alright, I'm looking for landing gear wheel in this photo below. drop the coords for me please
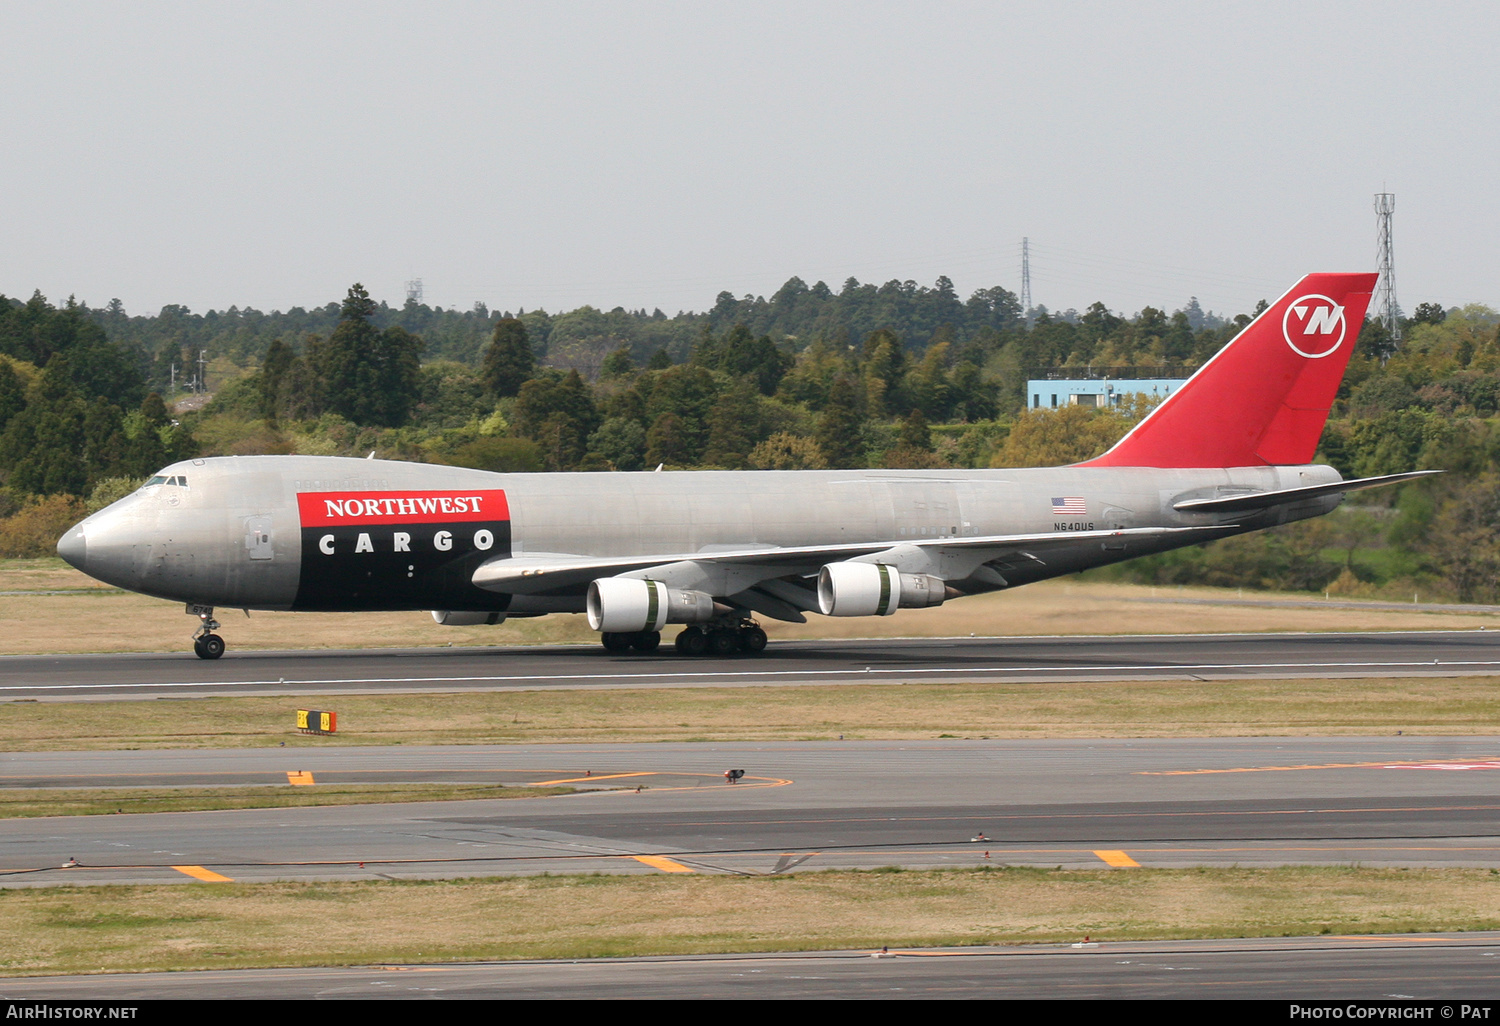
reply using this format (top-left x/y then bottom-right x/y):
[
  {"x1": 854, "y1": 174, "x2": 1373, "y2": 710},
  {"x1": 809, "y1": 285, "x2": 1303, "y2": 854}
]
[
  {"x1": 195, "y1": 634, "x2": 225, "y2": 660},
  {"x1": 630, "y1": 631, "x2": 661, "y2": 654},
  {"x1": 601, "y1": 632, "x2": 633, "y2": 653},
  {"x1": 709, "y1": 629, "x2": 740, "y2": 657},
  {"x1": 675, "y1": 627, "x2": 708, "y2": 656},
  {"x1": 739, "y1": 625, "x2": 768, "y2": 655}
]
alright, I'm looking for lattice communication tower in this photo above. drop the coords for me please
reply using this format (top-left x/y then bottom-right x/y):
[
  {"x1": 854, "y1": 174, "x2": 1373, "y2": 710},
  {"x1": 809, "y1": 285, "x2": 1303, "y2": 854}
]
[
  {"x1": 1374, "y1": 193, "x2": 1400, "y2": 345},
  {"x1": 405, "y1": 278, "x2": 424, "y2": 305},
  {"x1": 1019, "y1": 237, "x2": 1032, "y2": 318}
]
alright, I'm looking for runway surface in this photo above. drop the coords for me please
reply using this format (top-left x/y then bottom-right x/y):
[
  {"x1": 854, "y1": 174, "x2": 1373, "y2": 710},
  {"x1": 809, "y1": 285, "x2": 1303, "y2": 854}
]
[
  {"x1": 6, "y1": 640, "x2": 1500, "y2": 999},
  {"x1": 7, "y1": 934, "x2": 1500, "y2": 999},
  {"x1": 4, "y1": 629, "x2": 1500, "y2": 700},
  {"x1": 7, "y1": 736, "x2": 1500, "y2": 886}
]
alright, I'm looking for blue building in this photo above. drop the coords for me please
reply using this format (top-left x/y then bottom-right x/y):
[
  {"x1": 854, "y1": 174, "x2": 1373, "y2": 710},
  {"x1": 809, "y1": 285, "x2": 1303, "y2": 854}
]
[{"x1": 1025, "y1": 376, "x2": 1190, "y2": 410}]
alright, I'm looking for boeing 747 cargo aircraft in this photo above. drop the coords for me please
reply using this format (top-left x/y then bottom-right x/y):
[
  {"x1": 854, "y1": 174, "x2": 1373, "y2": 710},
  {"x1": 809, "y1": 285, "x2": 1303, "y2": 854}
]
[{"x1": 56, "y1": 272, "x2": 1433, "y2": 658}]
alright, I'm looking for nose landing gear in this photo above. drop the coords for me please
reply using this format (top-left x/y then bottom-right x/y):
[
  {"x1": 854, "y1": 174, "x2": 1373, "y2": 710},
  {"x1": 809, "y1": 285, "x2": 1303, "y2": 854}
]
[{"x1": 191, "y1": 608, "x2": 226, "y2": 660}]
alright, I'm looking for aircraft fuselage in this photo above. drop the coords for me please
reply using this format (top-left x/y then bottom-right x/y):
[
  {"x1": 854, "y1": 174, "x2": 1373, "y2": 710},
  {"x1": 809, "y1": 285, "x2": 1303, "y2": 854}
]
[{"x1": 57, "y1": 454, "x2": 1341, "y2": 615}]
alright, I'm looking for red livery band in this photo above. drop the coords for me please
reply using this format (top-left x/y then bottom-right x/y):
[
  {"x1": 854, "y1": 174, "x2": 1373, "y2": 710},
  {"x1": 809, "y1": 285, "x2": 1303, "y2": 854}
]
[{"x1": 297, "y1": 489, "x2": 510, "y2": 527}]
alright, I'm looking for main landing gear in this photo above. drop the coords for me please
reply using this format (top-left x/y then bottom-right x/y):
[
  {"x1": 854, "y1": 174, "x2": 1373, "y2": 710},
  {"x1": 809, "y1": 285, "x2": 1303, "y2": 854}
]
[
  {"x1": 600, "y1": 630, "x2": 662, "y2": 654},
  {"x1": 597, "y1": 618, "x2": 768, "y2": 657},
  {"x1": 673, "y1": 619, "x2": 767, "y2": 658},
  {"x1": 192, "y1": 608, "x2": 226, "y2": 660}
]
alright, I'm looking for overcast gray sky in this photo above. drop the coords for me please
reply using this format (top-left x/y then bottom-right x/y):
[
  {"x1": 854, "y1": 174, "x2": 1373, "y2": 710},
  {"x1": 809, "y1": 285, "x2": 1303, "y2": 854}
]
[{"x1": 2, "y1": 1, "x2": 1495, "y2": 321}]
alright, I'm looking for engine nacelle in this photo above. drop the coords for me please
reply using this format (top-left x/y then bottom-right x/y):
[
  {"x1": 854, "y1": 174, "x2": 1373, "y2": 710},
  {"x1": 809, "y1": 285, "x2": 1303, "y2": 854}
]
[
  {"x1": 586, "y1": 578, "x2": 717, "y2": 633},
  {"x1": 817, "y1": 562, "x2": 947, "y2": 617},
  {"x1": 430, "y1": 610, "x2": 506, "y2": 626}
]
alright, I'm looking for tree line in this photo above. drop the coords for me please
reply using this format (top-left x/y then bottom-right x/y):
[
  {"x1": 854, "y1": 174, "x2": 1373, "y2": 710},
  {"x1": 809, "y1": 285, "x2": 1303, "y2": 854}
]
[{"x1": 3, "y1": 277, "x2": 1499, "y2": 605}]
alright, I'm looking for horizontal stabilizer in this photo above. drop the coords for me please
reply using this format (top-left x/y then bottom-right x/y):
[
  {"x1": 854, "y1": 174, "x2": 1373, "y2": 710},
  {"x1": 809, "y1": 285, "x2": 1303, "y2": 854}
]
[{"x1": 1172, "y1": 470, "x2": 1440, "y2": 514}]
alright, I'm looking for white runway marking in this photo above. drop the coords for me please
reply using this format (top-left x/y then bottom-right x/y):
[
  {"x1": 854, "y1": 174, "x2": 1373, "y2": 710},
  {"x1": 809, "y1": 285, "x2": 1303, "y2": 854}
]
[{"x1": 7, "y1": 659, "x2": 1500, "y2": 692}]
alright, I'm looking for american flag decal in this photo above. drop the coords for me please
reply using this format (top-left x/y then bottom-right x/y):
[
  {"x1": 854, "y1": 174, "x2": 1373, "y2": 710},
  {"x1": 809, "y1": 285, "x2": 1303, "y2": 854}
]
[{"x1": 1052, "y1": 496, "x2": 1087, "y2": 515}]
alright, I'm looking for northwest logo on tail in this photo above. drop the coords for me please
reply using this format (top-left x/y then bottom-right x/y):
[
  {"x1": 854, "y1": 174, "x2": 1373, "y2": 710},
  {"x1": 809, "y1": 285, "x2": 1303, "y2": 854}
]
[{"x1": 1282, "y1": 294, "x2": 1347, "y2": 358}]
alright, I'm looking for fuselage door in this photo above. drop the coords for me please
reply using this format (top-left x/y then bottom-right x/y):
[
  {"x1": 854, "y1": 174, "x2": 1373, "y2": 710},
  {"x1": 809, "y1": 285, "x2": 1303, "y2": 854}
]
[{"x1": 245, "y1": 515, "x2": 274, "y2": 561}]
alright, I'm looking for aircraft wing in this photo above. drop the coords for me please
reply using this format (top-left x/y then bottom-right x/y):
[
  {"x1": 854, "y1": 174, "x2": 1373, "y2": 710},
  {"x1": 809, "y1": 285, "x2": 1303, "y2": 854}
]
[{"x1": 470, "y1": 525, "x2": 1229, "y2": 597}]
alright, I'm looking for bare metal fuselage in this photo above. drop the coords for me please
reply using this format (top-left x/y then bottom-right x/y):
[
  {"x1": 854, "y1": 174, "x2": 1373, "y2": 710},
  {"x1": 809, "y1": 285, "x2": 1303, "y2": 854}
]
[{"x1": 57, "y1": 455, "x2": 1341, "y2": 617}]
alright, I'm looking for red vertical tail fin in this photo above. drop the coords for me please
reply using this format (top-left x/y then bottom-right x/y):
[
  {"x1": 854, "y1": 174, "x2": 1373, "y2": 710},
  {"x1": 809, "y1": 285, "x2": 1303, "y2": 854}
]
[{"x1": 1078, "y1": 272, "x2": 1378, "y2": 469}]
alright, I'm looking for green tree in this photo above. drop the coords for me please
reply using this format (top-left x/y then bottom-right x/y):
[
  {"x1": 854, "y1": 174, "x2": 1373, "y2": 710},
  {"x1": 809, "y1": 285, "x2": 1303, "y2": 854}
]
[
  {"x1": 948, "y1": 360, "x2": 995, "y2": 421},
  {"x1": 587, "y1": 417, "x2": 647, "y2": 471},
  {"x1": 600, "y1": 346, "x2": 635, "y2": 379},
  {"x1": 0, "y1": 356, "x2": 89, "y2": 494},
  {"x1": 120, "y1": 393, "x2": 171, "y2": 476},
  {"x1": 880, "y1": 409, "x2": 949, "y2": 469},
  {"x1": 314, "y1": 285, "x2": 424, "y2": 427},
  {"x1": 0, "y1": 360, "x2": 25, "y2": 432},
  {"x1": 260, "y1": 338, "x2": 297, "y2": 419},
  {"x1": 990, "y1": 405, "x2": 1126, "y2": 468},
  {"x1": 512, "y1": 370, "x2": 600, "y2": 469},
  {"x1": 443, "y1": 435, "x2": 545, "y2": 473},
  {"x1": 861, "y1": 329, "x2": 906, "y2": 416},
  {"x1": 816, "y1": 373, "x2": 867, "y2": 469},
  {"x1": 701, "y1": 383, "x2": 764, "y2": 468},
  {"x1": 1418, "y1": 474, "x2": 1500, "y2": 603},
  {"x1": 906, "y1": 341, "x2": 953, "y2": 420},
  {"x1": 480, "y1": 318, "x2": 535, "y2": 397},
  {"x1": 897, "y1": 408, "x2": 932, "y2": 450},
  {"x1": 645, "y1": 412, "x2": 694, "y2": 467},
  {"x1": 81, "y1": 397, "x2": 125, "y2": 482},
  {"x1": 748, "y1": 432, "x2": 828, "y2": 470},
  {"x1": 717, "y1": 325, "x2": 792, "y2": 395},
  {"x1": 641, "y1": 365, "x2": 720, "y2": 463}
]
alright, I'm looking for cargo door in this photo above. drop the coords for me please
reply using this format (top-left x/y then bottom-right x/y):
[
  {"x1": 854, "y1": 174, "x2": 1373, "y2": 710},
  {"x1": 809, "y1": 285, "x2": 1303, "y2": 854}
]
[{"x1": 245, "y1": 515, "x2": 274, "y2": 561}]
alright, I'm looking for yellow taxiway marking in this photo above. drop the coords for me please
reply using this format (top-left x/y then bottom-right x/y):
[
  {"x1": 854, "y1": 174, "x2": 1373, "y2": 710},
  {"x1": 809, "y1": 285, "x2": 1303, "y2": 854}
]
[
  {"x1": 1139, "y1": 758, "x2": 1500, "y2": 776},
  {"x1": 528, "y1": 771, "x2": 793, "y2": 791},
  {"x1": 286, "y1": 771, "x2": 315, "y2": 785},
  {"x1": 528, "y1": 771, "x2": 656, "y2": 785},
  {"x1": 1093, "y1": 850, "x2": 1140, "y2": 867},
  {"x1": 630, "y1": 855, "x2": 695, "y2": 873},
  {"x1": 172, "y1": 865, "x2": 233, "y2": 882}
]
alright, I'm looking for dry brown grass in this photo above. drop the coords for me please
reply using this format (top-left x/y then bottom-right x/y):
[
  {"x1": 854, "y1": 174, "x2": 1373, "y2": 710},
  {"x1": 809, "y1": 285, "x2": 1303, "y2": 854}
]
[
  {"x1": 3, "y1": 558, "x2": 1498, "y2": 655},
  {"x1": 4, "y1": 676, "x2": 1500, "y2": 751},
  {"x1": 0, "y1": 867, "x2": 1496, "y2": 974}
]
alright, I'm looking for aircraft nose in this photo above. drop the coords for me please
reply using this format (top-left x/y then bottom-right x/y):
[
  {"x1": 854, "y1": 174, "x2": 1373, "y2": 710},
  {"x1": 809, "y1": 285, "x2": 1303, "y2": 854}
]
[
  {"x1": 56, "y1": 499, "x2": 151, "y2": 591},
  {"x1": 56, "y1": 525, "x2": 87, "y2": 570}
]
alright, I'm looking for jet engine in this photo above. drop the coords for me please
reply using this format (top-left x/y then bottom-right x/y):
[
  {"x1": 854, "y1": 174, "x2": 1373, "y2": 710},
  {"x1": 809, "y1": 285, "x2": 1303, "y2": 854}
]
[
  {"x1": 586, "y1": 578, "x2": 717, "y2": 632},
  {"x1": 817, "y1": 562, "x2": 947, "y2": 617},
  {"x1": 430, "y1": 610, "x2": 506, "y2": 625}
]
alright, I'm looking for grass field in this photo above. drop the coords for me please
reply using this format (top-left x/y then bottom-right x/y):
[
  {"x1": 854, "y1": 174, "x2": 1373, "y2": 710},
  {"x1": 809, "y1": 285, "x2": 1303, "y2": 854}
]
[
  {"x1": 2, "y1": 867, "x2": 1498, "y2": 975},
  {"x1": 3, "y1": 557, "x2": 1498, "y2": 655},
  {"x1": 3, "y1": 676, "x2": 1499, "y2": 752},
  {"x1": 0, "y1": 784, "x2": 575, "y2": 818}
]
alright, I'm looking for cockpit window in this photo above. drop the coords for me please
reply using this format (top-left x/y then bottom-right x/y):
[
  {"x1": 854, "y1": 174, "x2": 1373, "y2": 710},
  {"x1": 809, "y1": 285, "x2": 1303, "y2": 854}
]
[
  {"x1": 141, "y1": 475, "x2": 188, "y2": 489},
  {"x1": 143, "y1": 475, "x2": 168, "y2": 488}
]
